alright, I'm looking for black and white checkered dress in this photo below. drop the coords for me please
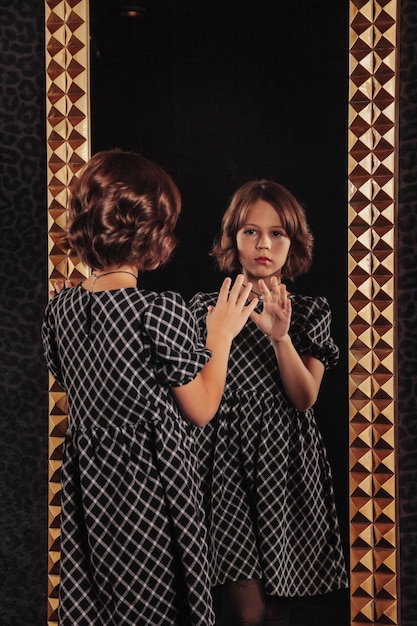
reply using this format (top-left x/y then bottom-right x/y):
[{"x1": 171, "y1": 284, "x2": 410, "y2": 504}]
[
  {"x1": 189, "y1": 291, "x2": 349, "y2": 597},
  {"x1": 42, "y1": 285, "x2": 215, "y2": 626}
]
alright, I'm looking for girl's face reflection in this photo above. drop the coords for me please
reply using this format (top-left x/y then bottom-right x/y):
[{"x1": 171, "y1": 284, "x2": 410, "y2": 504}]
[{"x1": 236, "y1": 200, "x2": 291, "y2": 288}]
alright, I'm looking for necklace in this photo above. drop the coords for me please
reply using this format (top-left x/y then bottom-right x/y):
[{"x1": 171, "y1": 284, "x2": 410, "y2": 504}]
[
  {"x1": 90, "y1": 270, "x2": 138, "y2": 293},
  {"x1": 244, "y1": 285, "x2": 264, "y2": 300},
  {"x1": 243, "y1": 281, "x2": 281, "y2": 300}
]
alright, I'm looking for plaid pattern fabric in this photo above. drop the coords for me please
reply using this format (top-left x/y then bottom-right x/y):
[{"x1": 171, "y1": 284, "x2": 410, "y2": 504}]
[
  {"x1": 189, "y1": 292, "x2": 348, "y2": 597},
  {"x1": 42, "y1": 286, "x2": 215, "y2": 625}
]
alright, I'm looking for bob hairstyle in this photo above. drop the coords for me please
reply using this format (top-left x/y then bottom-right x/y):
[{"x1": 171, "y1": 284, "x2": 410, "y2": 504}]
[
  {"x1": 67, "y1": 149, "x2": 181, "y2": 272},
  {"x1": 211, "y1": 180, "x2": 314, "y2": 280}
]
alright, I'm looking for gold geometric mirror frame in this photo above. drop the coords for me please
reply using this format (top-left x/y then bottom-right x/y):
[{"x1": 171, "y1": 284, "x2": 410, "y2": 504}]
[
  {"x1": 45, "y1": 1, "x2": 399, "y2": 624},
  {"x1": 45, "y1": 1, "x2": 90, "y2": 622},
  {"x1": 348, "y1": 1, "x2": 398, "y2": 623}
]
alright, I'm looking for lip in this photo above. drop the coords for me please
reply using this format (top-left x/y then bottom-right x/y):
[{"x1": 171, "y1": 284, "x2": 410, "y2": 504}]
[{"x1": 254, "y1": 256, "x2": 271, "y2": 264}]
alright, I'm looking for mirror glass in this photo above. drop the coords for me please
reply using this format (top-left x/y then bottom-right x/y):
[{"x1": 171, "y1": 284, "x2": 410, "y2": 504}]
[{"x1": 90, "y1": 0, "x2": 349, "y2": 622}]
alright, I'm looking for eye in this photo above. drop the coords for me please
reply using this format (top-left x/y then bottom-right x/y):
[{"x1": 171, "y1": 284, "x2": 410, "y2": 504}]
[
  {"x1": 243, "y1": 228, "x2": 257, "y2": 235},
  {"x1": 272, "y1": 230, "x2": 283, "y2": 237}
]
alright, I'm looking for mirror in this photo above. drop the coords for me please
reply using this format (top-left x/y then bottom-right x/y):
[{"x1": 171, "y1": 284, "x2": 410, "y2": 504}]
[
  {"x1": 44, "y1": 0, "x2": 400, "y2": 624},
  {"x1": 91, "y1": 4, "x2": 349, "y2": 623}
]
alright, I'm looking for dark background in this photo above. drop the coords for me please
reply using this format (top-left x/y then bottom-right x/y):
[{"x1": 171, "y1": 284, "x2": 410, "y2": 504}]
[
  {"x1": 91, "y1": 0, "x2": 349, "y2": 301},
  {"x1": 0, "y1": 1, "x2": 416, "y2": 624}
]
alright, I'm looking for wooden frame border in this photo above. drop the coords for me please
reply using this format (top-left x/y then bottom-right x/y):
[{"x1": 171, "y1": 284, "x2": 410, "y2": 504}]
[
  {"x1": 45, "y1": 1, "x2": 90, "y2": 622},
  {"x1": 348, "y1": 1, "x2": 399, "y2": 624}
]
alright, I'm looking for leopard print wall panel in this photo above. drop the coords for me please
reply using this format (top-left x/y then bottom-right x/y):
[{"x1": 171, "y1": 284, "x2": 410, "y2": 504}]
[
  {"x1": 0, "y1": 1, "x2": 48, "y2": 624},
  {"x1": 398, "y1": 0, "x2": 417, "y2": 623}
]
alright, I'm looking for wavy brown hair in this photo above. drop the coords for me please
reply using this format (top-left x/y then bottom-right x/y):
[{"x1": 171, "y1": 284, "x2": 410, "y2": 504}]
[
  {"x1": 67, "y1": 149, "x2": 181, "y2": 272},
  {"x1": 211, "y1": 180, "x2": 314, "y2": 280}
]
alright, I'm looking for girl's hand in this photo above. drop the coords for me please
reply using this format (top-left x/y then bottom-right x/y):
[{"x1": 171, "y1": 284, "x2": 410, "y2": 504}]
[
  {"x1": 205, "y1": 275, "x2": 258, "y2": 341},
  {"x1": 250, "y1": 276, "x2": 291, "y2": 344},
  {"x1": 172, "y1": 275, "x2": 258, "y2": 426},
  {"x1": 49, "y1": 279, "x2": 72, "y2": 299}
]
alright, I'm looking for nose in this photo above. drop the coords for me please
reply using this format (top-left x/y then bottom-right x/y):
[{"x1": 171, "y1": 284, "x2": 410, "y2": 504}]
[{"x1": 256, "y1": 235, "x2": 271, "y2": 250}]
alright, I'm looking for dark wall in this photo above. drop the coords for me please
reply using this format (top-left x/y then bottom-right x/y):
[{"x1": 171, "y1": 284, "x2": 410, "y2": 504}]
[
  {"x1": 0, "y1": 1, "x2": 48, "y2": 624},
  {"x1": 91, "y1": 0, "x2": 348, "y2": 295}
]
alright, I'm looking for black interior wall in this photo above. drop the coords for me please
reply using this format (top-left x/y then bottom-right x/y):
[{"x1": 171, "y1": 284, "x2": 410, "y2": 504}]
[
  {"x1": 91, "y1": 0, "x2": 350, "y2": 546},
  {"x1": 91, "y1": 0, "x2": 348, "y2": 295},
  {"x1": 0, "y1": 1, "x2": 48, "y2": 624}
]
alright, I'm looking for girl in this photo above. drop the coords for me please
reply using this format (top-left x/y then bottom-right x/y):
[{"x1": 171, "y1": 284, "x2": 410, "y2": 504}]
[
  {"x1": 41, "y1": 150, "x2": 258, "y2": 626},
  {"x1": 189, "y1": 180, "x2": 348, "y2": 625}
]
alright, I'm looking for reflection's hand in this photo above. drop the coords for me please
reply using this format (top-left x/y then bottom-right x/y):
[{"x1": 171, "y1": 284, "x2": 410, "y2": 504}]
[
  {"x1": 250, "y1": 277, "x2": 291, "y2": 343},
  {"x1": 49, "y1": 279, "x2": 72, "y2": 299}
]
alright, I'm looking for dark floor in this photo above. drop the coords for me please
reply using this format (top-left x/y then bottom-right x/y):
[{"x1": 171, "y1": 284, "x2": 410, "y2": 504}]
[{"x1": 289, "y1": 588, "x2": 350, "y2": 626}]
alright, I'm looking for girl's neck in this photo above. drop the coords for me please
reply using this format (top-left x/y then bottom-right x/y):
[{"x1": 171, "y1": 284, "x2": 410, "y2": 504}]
[
  {"x1": 242, "y1": 275, "x2": 281, "y2": 299},
  {"x1": 85, "y1": 265, "x2": 139, "y2": 292}
]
